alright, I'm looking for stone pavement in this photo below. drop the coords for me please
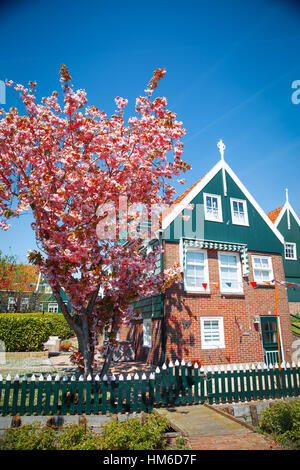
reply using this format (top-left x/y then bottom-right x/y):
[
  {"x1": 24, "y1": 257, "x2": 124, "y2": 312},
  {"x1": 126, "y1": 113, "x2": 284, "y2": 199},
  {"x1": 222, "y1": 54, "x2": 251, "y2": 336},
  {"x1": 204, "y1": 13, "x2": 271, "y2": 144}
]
[{"x1": 156, "y1": 405, "x2": 280, "y2": 450}]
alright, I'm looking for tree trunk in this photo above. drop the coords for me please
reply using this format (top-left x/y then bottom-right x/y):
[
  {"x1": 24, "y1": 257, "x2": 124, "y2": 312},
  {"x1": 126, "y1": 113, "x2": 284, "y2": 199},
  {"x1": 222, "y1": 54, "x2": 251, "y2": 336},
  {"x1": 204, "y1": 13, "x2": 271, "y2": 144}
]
[
  {"x1": 76, "y1": 316, "x2": 94, "y2": 379},
  {"x1": 100, "y1": 345, "x2": 114, "y2": 378}
]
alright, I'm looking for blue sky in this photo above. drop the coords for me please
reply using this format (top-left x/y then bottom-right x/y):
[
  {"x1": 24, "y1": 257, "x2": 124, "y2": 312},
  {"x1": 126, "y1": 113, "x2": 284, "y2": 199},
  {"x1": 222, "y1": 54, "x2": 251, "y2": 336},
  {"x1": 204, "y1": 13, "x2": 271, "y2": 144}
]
[{"x1": 0, "y1": 0, "x2": 300, "y2": 262}]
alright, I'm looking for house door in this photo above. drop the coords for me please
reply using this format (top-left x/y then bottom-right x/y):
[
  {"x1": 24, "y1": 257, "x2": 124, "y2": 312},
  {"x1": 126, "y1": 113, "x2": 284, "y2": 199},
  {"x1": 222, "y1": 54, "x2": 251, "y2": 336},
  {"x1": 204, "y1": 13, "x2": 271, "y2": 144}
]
[{"x1": 260, "y1": 316, "x2": 281, "y2": 366}]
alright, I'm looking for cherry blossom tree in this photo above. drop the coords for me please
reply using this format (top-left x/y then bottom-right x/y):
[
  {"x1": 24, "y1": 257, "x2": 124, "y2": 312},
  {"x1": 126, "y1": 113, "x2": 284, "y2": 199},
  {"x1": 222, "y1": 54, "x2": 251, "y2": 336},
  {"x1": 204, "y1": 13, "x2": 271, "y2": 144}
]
[{"x1": 0, "y1": 66, "x2": 189, "y2": 376}]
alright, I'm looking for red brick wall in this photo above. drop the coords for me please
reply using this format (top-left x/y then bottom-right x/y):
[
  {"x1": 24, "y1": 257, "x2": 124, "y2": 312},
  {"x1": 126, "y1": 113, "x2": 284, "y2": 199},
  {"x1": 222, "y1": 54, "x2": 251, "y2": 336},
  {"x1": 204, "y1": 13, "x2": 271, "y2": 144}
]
[
  {"x1": 289, "y1": 303, "x2": 300, "y2": 315},
  {"x1": 163, "y1": 241, "x2": 294, "y2": 366},
  {"x1": 129, "y1": 319, "x2": 163, "y2": 364}
]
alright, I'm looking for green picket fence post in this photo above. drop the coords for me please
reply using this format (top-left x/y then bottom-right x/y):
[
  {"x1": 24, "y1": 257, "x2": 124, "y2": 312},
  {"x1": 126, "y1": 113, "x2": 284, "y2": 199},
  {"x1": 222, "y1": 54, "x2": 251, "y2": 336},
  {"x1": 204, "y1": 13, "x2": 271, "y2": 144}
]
[
  {"x1": 244, "y1": 365, "x2": 252, "y2": 401},
  {"x1": 101, "y1": 374, "x2": 108, "y2": 414},
  {"x1": 3, "y1": 374, "x2": 12, "y2": 416},
  {"x1": 251, "y1": 364, "x2": 259, "y2": 401},
  {"x1": 141, "y1": 373, "x2": 147, "y2": 412},
  {"x1": 92, "y1": 374, "x2": 101, "y2": 415},
  {"x1": 20, "y1": 375, "x2": 28, "y2": 415},
  {"x1": 174, "y1": 360, "x2": 181, "y2": 406},
  {"x1": 213, "y1": 366, "x2": 220, "y2": 404},
  {"x1": 161, "y1": 364, "x2": 168, "y2": 406},
  {"x1": 289, "y1": 362, "x2": 300, "y2": 396},
  {"x1": 199, "y1": 366, "x2": 205, "y2": 401},
  {"x1": 125, "y1": 374, "x2": 132, "y2": 412},
  {"x1": 133, "y1": 373, "x2": 140, "y2": 412},
  {"x1": 11, "y1": 375, "x2": 20, "y2": 416},
  {"x1": 186, "y1": 361, "x2": 193, "y2": 404},
  {"x1": 291, "y1": 362, "x2": 300, "y2": 396},
  {"x1": 68, "y1": 375, "x2": 77, "y2": 415},
  {"x1": 193, "y1": 362, "x2": 199, "y2": 404},
  {"x1": 43, "y1": 375, "x2": 52, "y2": 416},
  {"x1": 148, "y1": 372, "x2": 155, "y2": 412},
  {"x1": 28, "y1": 374, "x2": 36, "y2": 414},
  {"x1": 59, "y1": 375, "x2": 68, "y2": 415},
  {"x1": 167, "y1": 362, "x2": 174, "y2": 405},
  {"x1": 274, "y1": 363, "x2": 282, "y2": 398},
  {"x1": 180, "y1": 360, "x2": 187, "y2": 405},
  {"x1": 117, "y1": 374, "x2": 124, "y2": 413},
  {"x1": 238, "y1": 366, "x2": 246, "y2": 402},
  {"x1": 0, "y1": 374, "x2": 3, "y2": 415},
  {"x1": 206, "y1": 367, "x2": 213, "y2": 404},
  {"x1": 279, "y1": 363, "x2": 288, "y2": 398},
  {"x1": 285, "y1": 363, "x2": 293, "y2": 397},
  {"x1": 268, "y1": 364, "x2": 276, "y2": 399},
  {"x1": 75, "y1": 375, "x2": 84, "y2": 415},
  {"x1": 35, "y1": 375, "x2": 45, "y2": 415},
  {"x1": 232, "y1": 366, "x2": 239, "y2": 402},
  {"x1": 262, "y1": 364, "x2": 271, "y2": 400},
  {"x1": 154, "y1": 367, "x2": 161, "y2": 406},
  {"x1": 52, "y1": 374, "x2": 61, "y2": 415}
]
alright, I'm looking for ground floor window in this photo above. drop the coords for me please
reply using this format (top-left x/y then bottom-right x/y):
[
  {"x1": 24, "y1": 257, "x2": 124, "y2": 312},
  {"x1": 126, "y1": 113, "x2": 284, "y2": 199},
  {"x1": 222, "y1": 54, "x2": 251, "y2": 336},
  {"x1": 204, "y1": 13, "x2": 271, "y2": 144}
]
[
  {"x1": 48, "y1": 302, "x2": 58, "y2": 313},
  {"x1": 143, "y1": 318, "x2": 152, "y2": 348},
  {"x1": 200, "y1": 317, "x2": 225, "y2": 349}
]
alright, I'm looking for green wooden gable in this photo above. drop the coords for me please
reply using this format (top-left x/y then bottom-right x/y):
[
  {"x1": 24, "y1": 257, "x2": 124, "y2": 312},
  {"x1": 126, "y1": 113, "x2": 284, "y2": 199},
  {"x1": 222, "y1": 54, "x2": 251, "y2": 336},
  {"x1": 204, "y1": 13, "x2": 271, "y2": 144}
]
[
  {"x1": 277, "y1": 209, "x2": 300, "y2": 278},
  {"x1": 275, "y1": 205, "x2": 300, "y2": 302},
  {"x1": 163, "y1": 166, "x2": 283, "y2": 254}
]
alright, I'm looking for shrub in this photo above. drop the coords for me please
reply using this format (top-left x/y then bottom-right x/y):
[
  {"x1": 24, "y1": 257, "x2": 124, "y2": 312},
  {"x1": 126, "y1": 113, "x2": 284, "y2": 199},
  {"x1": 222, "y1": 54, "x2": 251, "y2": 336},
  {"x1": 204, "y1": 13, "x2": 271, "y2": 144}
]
[
  {"x1": 260, "y1": 399, "x2": 300, "y2": 449},
  {"x1": 100, "y1": 412, "x2": 169, "y2": 450},
  {"x1": 0, "y1": 312, "x2": 73, "y2": 351},
  {"x1": 0, "y1": 413, "x2": 170, "y2": 450},
  {"x1": 0, "y1": 423, "x2": 56, "y2": 450}
]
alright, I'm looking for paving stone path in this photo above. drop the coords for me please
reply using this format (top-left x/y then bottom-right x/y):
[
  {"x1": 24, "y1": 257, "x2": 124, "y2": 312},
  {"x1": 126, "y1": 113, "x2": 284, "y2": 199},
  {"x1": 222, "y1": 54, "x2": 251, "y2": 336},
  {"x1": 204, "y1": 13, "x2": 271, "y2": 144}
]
[{"x1": 156, "y1": 405, "x2": 281, "y2": 450}]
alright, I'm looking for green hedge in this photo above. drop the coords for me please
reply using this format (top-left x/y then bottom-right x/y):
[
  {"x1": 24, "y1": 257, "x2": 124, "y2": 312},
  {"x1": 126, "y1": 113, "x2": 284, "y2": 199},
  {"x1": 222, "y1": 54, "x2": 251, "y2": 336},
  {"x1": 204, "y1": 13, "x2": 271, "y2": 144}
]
[
  {"x1": 0, "y1": 413, "x2": 169, "y2": 450},
  {"x1": 0, "y1": 312, "x2": 74, "y2": 352}
]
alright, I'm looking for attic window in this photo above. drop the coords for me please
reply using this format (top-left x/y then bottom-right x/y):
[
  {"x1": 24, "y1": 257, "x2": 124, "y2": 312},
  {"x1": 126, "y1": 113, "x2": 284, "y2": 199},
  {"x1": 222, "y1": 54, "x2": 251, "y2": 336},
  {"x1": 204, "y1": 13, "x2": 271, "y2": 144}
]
[
  {"x1": 285, "y1": 243, "x2": 297, "y2": 260},
  {"x1": 204, "y1": 193, "x2": 223, "y2": 222},
  {"x1": 230, "y1": 198, "x2": 249, "y2": 226}
]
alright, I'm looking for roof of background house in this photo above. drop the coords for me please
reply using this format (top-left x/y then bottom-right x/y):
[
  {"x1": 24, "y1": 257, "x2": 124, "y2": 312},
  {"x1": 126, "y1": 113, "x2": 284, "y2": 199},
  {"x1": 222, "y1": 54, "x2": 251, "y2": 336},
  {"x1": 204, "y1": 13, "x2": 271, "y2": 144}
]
[{"x1": 267, "y1": 206, "x2": 283, "y2": 224}]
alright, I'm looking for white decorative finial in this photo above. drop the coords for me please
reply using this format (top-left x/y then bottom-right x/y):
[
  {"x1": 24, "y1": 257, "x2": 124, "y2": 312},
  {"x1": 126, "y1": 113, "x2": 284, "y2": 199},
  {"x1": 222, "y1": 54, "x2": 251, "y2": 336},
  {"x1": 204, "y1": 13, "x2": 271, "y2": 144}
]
[
  {"x1": 286, "y1": 188, "x2": 291, "y2": 230},
  {"x1": 217, "y1": 139, "x2": 226, "y2": 161}
]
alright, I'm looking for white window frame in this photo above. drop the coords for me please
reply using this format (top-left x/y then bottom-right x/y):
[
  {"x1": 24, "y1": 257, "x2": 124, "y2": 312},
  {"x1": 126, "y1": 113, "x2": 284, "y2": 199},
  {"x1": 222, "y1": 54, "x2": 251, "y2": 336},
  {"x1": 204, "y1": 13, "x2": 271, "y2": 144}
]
[
  {"x1": 21, "y1": 297, "x2": 29, "y2": 308},
  {"x1": 252, "y1": 255, "x2": 274, "y2": 284},
  {"x1": 285, "y1": 242, "x2": 297, "y2": 260},
  {"x1": 230, "y1": 198, "x2": 249, "y2": 226},
  {"x1": 48, "y1": 302, "x2": 58, "y2": 313},
  {"x1": 184, "y1": 248, "x2": 210, "y2": 293},
  {"x1": 200, "y1": 317, "x2": 225, "y2": 350},
  {"x1": 143, "y1": 318, "x2": 152, "y2": 348},
  {"x1": 218, "y1": 251, "x2": 243, "y2": 294},
  {"x1": 203, "y1": 193, "x2": 223, "y2": 223}
]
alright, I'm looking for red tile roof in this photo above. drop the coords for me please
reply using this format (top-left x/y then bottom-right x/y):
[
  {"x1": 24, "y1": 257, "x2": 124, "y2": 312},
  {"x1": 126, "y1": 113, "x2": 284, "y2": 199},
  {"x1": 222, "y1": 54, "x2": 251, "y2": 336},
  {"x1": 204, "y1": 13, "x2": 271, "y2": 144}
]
[{"x1": 267, "y1": 206, "x2": 283, "y2": 224}]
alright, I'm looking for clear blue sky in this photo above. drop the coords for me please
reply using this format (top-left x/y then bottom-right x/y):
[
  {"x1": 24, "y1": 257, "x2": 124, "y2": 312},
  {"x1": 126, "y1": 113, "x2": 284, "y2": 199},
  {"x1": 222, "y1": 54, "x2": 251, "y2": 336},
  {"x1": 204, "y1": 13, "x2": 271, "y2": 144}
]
[{"x1": 1, "y1": 0, "x2": 300, "y2": 262}]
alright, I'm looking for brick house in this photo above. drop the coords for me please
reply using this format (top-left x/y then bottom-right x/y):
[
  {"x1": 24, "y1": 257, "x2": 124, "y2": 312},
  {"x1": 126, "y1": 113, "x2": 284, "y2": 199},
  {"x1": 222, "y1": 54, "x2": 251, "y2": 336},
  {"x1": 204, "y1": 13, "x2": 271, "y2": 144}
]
[
  {"x1": 129, "y1": 143, "x2": 294, "y2": 368},
  {"x1": 267, "y1": 191, "x2": 300, "y2": 314}
]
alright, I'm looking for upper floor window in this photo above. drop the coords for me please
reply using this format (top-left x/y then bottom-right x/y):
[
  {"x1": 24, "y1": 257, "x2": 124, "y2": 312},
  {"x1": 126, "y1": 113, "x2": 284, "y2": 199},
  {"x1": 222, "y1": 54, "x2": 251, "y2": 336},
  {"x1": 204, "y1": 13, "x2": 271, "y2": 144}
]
[
  {"x1": 218, "y1": 252, "x2": 243, "y2": 294},
  {"x1": 184, "y1": 249, "x2": 209, "y2": 292},
  {"x1": 143, "y1": 318, "x2": 152, "y2": 348},
  {"x1": 252, "y1": 255, "x2": 274, "y2": 283},
  {"x1": 285, "y1": 242, "x2": 297, "y2": 260},
  {"x1": 230, "y1": 198, "x2": 249, "y2": 226},
  {"x1": 204, "y1": 193, "x2": 223, "y2": 223}
]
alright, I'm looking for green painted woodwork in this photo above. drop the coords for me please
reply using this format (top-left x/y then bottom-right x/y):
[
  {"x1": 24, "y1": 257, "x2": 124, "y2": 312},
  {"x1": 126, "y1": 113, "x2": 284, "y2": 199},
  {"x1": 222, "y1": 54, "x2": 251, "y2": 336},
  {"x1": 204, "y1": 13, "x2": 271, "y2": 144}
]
[
  {"x1": 163, "y1": 169, "x2": 283, "y2": 254},
  {"x1": 133, "y1": 293, "x2": 164, "y2": 319},
  {"x1": 277, "y1": 210, "x2": 300, "y2": 278},
  {"x1": 0, "y1": 364, "x2": 299, "y2": 415},
  {"x1": 276, "y1": 209, "x2": 300, "y2": 302}
]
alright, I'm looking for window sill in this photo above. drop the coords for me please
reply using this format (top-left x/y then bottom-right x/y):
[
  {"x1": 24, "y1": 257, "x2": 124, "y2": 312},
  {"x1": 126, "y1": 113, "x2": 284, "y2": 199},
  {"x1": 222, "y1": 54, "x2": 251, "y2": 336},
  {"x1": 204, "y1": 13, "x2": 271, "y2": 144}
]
[
  {"x1": 231, "y1": 221, "x2": 249, "y2": 227},
  {"x1": 202, "y1": 345, "x2": 225, "y2": 350},
  {"x1": 184, "y1": 289, "x2": 211, "y2": 295},
  {"x1": 204, "y1": 217, "x2": 223, "y2": 223},
  {"x1": 220, "y1": 291, "x2": 244, "y2": 297}
]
